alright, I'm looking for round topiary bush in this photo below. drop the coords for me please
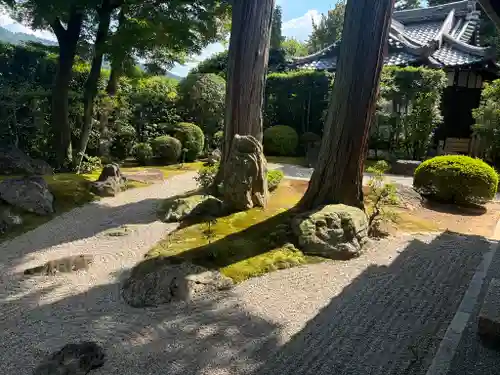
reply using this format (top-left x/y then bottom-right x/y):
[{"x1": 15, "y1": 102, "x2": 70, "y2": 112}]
[
  {"x1": 413, "y1": 155, "x2": 499, "y2": 205},
  {"x1": 151, "y1": 136, "x2": 182, "y2": 163},
  {"x1": 131, "y1": 142, "x2": 153, "y2": 166},
  {"x1": 168, "y1": 122, "x2": 205, "y2": 162},
  {"x1": 263, "y1": 125, "x2": 299, "y2": 156}
]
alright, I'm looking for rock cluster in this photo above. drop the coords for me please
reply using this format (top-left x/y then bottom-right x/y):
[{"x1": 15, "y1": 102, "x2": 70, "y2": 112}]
[
  {"x1": 90, "y1": 164, "x2": 127, "y2": 197},
  {"x1": 162, "y1": 194, "x2": 224, "y2": 222}
]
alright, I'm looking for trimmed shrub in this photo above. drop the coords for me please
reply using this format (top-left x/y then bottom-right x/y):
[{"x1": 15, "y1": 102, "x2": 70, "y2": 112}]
[
  {"x1": 413, "y1": 155, "x2": 499, "y2": 205},
  {"x1": 166, "y1": 122, "x2": 204, "y2": 162},
  {"x1": 151, "y1": 136, "x2": 182, "y2": 163},
  {"x1": 267, "y1": 170, "x2": 284, "y2": 192},
  {"x1": 301, "y1": 132, "x2": 321, "y2": 145},
  {"x1": 132, "y1": 142, "x2": 153, "y2": 165},
  {"x1": 263, "y1": 125, "x2": 299, "y2": 156}
]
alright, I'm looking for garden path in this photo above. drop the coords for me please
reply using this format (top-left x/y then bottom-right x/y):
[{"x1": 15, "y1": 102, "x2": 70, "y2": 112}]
[{"x1": 0, "y1": 172, "x2": 493, "y2": 375}]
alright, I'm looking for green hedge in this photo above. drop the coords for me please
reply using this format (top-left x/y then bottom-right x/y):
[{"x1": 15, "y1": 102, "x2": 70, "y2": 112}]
[
  {"x1": 413, "y1": 155, "x2": 498, "y2": 205},
  {"x1": 165, "y1": 122, "x2": 204, "y2": 161},
  {"x1": 151, "y1": 136, "x2": 182, "y2": 163},
  {"x1": 263, "y1": 125, "x2": 299, "y2": 156}
]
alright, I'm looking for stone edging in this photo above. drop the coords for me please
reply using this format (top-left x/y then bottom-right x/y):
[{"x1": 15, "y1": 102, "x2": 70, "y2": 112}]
[{"x1": 425, "y1": 219, "x2": 500, "y2": 375}]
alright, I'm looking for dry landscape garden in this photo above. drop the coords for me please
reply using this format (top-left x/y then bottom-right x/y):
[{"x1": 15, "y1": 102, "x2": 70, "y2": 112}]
[{"x1": 2, "y1": 0, "x2": 500, "y2": 374}]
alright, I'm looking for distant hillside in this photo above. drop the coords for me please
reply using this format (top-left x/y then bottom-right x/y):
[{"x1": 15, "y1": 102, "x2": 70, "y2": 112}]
[
  {"x1": 0, "y1": 25, "x2": 57, "y2": 46},
  {"x1": 166, "y1": 71, "x2": 182, "y2": 81}
]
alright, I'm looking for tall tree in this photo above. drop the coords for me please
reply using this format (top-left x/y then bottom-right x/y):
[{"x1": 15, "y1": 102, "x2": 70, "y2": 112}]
[
  {"x1": 282, "y1": 37, "x2": 309, "y2": 57},
  {"x1": 216, "y1": 0, "x2": 275, "y2": 208},
  {"x1": 298, "y1": 0, "x2": 394, "y2": 211},
  {"x1": 270, "y1": 5, "x2": 283, "y2": 50},
  {"x1": 307, "y1": 1, "x2": 346, "y2": 53}
]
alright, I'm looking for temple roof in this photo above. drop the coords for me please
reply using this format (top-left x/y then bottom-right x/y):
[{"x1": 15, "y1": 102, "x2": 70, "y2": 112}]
[{"x1": 291, "y1": 0, "x2": 497, "y2": 71}]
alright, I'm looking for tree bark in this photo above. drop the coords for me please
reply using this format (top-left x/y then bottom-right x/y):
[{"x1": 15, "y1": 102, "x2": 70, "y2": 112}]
[
  {"x1": 218, "y1": 0, "x2": 275, "y2": 179},
  {"x1": 51, "y1": 11, "x2": 84, "y2": 170},
  {"x1": 75, "y1": 3, "x2": 113, "y2": 172},
  {"x1": 297, "y1": 0, "x2": 394, "y2": 211}
]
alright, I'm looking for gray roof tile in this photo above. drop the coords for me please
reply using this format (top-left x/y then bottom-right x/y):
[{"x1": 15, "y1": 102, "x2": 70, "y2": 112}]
[
  {"x1": 403, "y1": 22, "x2": 441, "y2": 44},
  {"x1": 431, "y1": 44, "x2": 483, "y2": 66}
]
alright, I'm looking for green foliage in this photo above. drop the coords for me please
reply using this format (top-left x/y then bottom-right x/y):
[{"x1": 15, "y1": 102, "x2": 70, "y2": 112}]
[
  {"x1": 267, "y1": 170, "x2": 284, "y2": 192},
  {"x1": 131, "y1": 142, "x2": 153, "y2": 166},
  {"x1": 395, "y1": 0, "x2": 421, "y2": 10},
  {"x1": 270, "y1": 5, "x2": 284, "y2": 50},
  {"x1": 178, "y1": 73, "x2": 226, "y2": 138},
  {"x1": 301, "y1": 132, "x2": 321, "y2": 145},
  {"x1": 366, "y1": 161, "x2": 399, "y2": 237},
  {"x1": 413, "y1": 156, "x2": 499, "y2": 205},
  {"x1": 110, "y1": 125, "x2": 136, "y2": 160},
  {"x1": 195, "y1": 163, "x2": 220, "y2": 191},
  {"x1": 130, "y1": 76, "x2": 180, "y2": 142},
  {"x1": 191, "y1": 51, "x2": 228, "y2": 79},
  {"x1": 281, "y1": 38, "x2": 308, "y2": 58},
  {"x1": 264, "y1": 125, "x2": 299, "y2": 156},
  {"x1": 373, "y1": 66, "x2": 446, "y2": 159},
  {"x1": 473, "y1": 79, "x2": 500, "y2": 164},
  {"x1": 151, "y1": 135, "x2": 182, "y2": 163},
  {"x1": 213, "y1": 130, "x2": 224, "y2": 149},
  {"x1": 78, "y1": 155, "x2": 102, "y2": 174},
  {"x1": 307, "y1": 1, "x2": 345, "y2": 53},
  {"x1": 265, "y1": 70, "x2": 333, "y2": 138},
  {"x1": 166, "y1": 122, "x2": 205, "y2": 162}
]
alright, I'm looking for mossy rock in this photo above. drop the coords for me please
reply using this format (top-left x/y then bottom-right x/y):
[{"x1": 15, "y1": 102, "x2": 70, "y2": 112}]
[
  {"x1": 161, "y1": 194, "x2": 224, "y2": 222},
  {"x1": 292, "y1": 204, "x2": 368, "y2": 259}
]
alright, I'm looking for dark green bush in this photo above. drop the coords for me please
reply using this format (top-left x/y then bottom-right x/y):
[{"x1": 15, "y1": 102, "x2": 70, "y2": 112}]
[
  {"x1": 413, "y1": 155, "x2": 499, "y2": 205},
  {"x1": 264, "y1": 125, "x2": 299, "y2": 156},
  {"x1": 110, "y1": 125, "x2": 136, "y2": 160},
  {"x1": 267, "y1": 170, "x2": 284, "y2": 191},
  {"x1": 151, "y1": 136, "x2": 182, "y2": 163},
  {"x1": 132, "y1": 142, "x2": 153, "y2": 165},
  {"x1": 301, "y1": 132, "x2": 321, "y2": 145},
  {"x1": 165, "y1": 122, "x2": 204, "y2": 162}
]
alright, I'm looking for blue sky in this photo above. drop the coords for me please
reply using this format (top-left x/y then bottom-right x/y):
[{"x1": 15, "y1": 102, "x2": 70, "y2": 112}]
[{"x1": 0, "y1": 1, "x2": 339, "y2": 77}]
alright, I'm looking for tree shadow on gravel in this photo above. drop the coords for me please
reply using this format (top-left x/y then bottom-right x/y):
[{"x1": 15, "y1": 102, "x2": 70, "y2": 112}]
[
  {"x1": 251, "y1": 231, "x2": 492, "y2": 375},
  {"x1": 0, "y1": 198, "x2": 169, "y2": 269},
  {"x1": 0, "y1": 231, "x2": 493, "y2": 375},
  {"x1": 0, "y1": 267, "x2": 282, "y2": 375},
  {"x1": 423, "y1": 200, "x2": 487, "y2": 216}
]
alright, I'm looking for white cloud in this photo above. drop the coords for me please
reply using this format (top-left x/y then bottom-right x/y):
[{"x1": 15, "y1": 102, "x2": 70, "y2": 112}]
[
  {"x1": 282, "y1": 9, "x2": 320, "y2": 42},
  {"x1": 0, "y1": 12, "x2": 56, "y2": 41},
  {"x1": 170, "y1": 42, "x2": 226, "y2": 77}
]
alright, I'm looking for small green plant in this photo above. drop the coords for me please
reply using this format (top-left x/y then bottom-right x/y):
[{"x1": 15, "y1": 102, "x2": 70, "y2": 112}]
[
  {"x1": 365, "y1": 160, "x2": 399, "y2": 237},
  {"x1": 77, "y1": 154, "x2": 102, "y2": 174},
  {"x1": 202, "y1": 216, "x2": 219, "y2": 244},
  {"x1": 267, "y1": 169, "x2": 284, "y2": 191},
  {"x1": 195, "y1": 162, "x2": 219, "y2": 191}
]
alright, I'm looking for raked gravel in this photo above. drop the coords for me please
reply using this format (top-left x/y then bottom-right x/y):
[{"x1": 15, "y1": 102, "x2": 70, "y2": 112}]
[{"x1": 0, "y1": 173, "x2": 491, "y2": 375}]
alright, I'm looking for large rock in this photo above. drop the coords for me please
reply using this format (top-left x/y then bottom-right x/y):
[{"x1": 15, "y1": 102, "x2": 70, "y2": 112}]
[
  {"x1": 292, "y1": 204, "x2": 369, "y2": 259},
  {"x1": 0, "y1": 145, "x2": 53, "y2": 175},
  {"x1": 0, "y1": 176, "x2": 54, "y2": 215},
  {"x1": 90, "y1": 164, "x2": 127, "y2": 197},
  {"x1": 122, "y1": 261, "x2": 233, "y2": 307},
  {"x1": 223, "y1": 135, "x2": 268, "y2": 211},
  {"x1": 162, "y1": 194, "x2": 224, "y2": 222},
  {"x1": 33, "y1": 341, "x2": 105, "y2": 375},
  {"x1": 478, "y1": 278, "x2": 500, "y2": 340}
]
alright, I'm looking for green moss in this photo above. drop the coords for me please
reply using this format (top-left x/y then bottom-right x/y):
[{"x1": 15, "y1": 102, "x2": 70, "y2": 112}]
[{"x1": 145, "y1": 180, "x2": 324, "y2": 282}]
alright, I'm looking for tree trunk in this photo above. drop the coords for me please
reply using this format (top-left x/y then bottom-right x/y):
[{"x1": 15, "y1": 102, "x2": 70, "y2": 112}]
[
  {"x1": 297, "y1": 0, "x2": 394, "y2": 211},
  {"x1": 51, "y1": 11, "x2": 84, "y2": 170},
  {"x1": 219, "y1": 0, "x2": 275, "y2": 176},
  {"x1": 75, "y1": 4, "x2": 113, "y2": 172}
]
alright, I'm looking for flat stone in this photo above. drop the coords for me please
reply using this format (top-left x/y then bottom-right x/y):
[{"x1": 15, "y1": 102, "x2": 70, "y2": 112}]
[{"x1": 478, "y1": 278, "x2": 500, "y2": 339}]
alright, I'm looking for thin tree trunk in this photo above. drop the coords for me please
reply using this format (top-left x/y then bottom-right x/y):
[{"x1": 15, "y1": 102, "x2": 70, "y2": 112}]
[
  {"x1": 51, "y1": 11, "x2": 84, "y2": 170},
  {"x1": 75, "y1": 4, "x2": 113, "y2": 172},
  {"x1": 217, "y1": 0, "x2": 275, "y2": 183},
  {"x1": 298, "y1": 0, "x2": 394, "y2": 211}
]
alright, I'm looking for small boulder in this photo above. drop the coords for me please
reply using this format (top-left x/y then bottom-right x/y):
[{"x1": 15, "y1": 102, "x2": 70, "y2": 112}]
[
  {"x1": 0, "y1": 205, "x2": 22, "y2": 234},
  {"x1": 33, "y1": 341, "x2": 105, "y2": 375},
  {"x1": 391, "y1": 160, "x2": 421, "y2": 176},
  {"x1": 292, "y1": 204, "x2": 369, "y2": 259},
  {"x1": 162, "y1": 194, "x2": 224, "y2": 222},
  {"x1": 122, "y1": 261, "x2": 233, "y2": 307},
  {"x1": 0, "y1": 145, "x2": 53, "y2": 175},
  {"x1": 206, "y1": 149, "x2": 221, "y2": 166},
  {"x1": 0, "y1": 176, "x2": 54, "y2": 215},
  {"x1": 90, "y1": 164, "x2": 127, "y2": 197}
]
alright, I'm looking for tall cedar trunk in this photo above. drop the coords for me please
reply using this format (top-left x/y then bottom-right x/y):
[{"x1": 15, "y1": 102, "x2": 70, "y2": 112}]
[
  {"x1": 297, "y1": 0, "x2": 395, "y2": 211},
  {"x1": 218, "y1": 0, "x2": 275, "y2": 180},
  {"x1": 51, "y1": 11, "x2": 84, "y2": 170},
  {"x1": 75, "y1": 4, "x2": 113, "y2": 171}
]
